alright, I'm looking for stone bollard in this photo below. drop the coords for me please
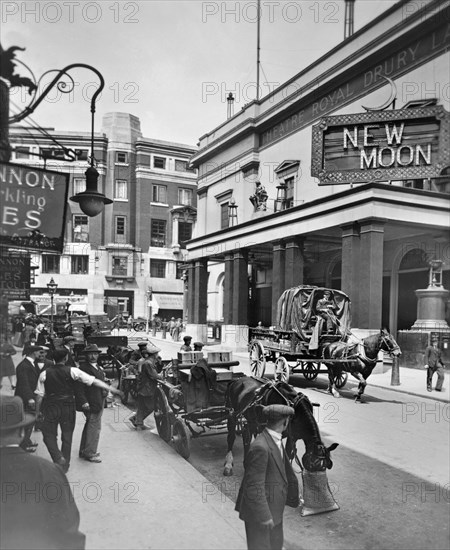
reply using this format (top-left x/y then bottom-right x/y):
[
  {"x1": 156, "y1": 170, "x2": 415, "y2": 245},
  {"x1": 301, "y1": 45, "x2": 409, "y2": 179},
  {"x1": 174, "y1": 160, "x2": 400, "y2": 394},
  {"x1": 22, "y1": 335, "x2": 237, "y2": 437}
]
[{"x1": 391, "y1": 355, "x2": 400, "y2": 386}]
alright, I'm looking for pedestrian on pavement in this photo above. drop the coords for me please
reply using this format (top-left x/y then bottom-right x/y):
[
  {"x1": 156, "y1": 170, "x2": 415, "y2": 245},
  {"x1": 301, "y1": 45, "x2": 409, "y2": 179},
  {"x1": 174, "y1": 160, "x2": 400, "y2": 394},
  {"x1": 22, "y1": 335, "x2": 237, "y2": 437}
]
[
  {"x1": 0, "y1": 332, "x2": 17, "y2": 390},
  {"x1": 14, "y1": 344, "x2": 44, "y2": 453},
  {"x1": 130, "y1": 345, "x2": 163, "y2": 430},
  {"x1": 172, "y1": 318, "x2": 182, "y2": 342},
  {"x1": 180, "y1": 335, "x2": 193, "y2": 351},
  {"x1": 22, "y1": 320, "x2": 36, "y2": 346},
  {"x1": 0, "y1": 394, "x2": 86, "y2": 550},
  {"x1": 61, "y1": 335, "x2": 78, "y2": 367},
  {"x1": 12, "y1": 316, "x2": 25, "y2": 347},
  {"x1": 424, "y1": 337, "x2": 445, "y2": 392},
  {"x1": 35, "y1": 348, "x2": 122, "y2": 473},
  {"x1": 235, "y1": 404, "x2": 300, "y2": 550},
  {"x1": 78, "y1": 344, "x2": 108, "y2": 463}
]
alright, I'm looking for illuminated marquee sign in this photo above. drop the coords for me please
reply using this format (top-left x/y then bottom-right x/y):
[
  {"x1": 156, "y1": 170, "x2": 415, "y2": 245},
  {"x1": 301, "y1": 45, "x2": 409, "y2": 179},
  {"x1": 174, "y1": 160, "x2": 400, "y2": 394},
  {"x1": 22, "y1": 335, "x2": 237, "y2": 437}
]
[
  {"x1": 311, "y1": 105, "x2": 450, "y2": 185},
  {"x1": 0, "y1": 163, "x2": 69, "y2": 252}
]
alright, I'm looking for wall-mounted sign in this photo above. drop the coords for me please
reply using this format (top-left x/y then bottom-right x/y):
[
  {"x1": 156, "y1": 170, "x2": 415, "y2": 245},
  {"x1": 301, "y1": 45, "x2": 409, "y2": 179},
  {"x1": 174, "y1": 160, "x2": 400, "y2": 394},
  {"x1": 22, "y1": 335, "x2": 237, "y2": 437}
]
[
  {"x1": 311, "y1": 105, "x2": 450, "y2": 185},
  {"x1": 0, "y1": 254, "x2": 30, "y2": 300},
  {"x1": 0, "y1": 162, "x2": 69, "y2": 252}
]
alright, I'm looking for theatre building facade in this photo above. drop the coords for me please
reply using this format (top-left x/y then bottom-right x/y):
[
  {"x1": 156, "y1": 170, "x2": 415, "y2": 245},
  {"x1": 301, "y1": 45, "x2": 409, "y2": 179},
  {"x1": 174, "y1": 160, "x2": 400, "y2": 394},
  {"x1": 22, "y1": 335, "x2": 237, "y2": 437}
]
[{"x1": 186, "y1": 0, "x2": 450, "y2": 349}]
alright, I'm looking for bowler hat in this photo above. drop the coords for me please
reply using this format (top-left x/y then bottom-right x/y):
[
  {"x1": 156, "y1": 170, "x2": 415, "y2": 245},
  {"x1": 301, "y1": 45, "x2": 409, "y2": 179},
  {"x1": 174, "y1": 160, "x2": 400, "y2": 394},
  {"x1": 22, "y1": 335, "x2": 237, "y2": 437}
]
[
  {"x1": 262, "y1": 404, "x2": 295, "y2": 422},
  {"x1": 63, "y1": 336, "x2": 76, "y2": 344},
  {"x1": 84, "y1": 344, "x2": 101, "y2": 353},
  {"x1": 0, "y1": 396, "x2": 35, "y2": 431}
]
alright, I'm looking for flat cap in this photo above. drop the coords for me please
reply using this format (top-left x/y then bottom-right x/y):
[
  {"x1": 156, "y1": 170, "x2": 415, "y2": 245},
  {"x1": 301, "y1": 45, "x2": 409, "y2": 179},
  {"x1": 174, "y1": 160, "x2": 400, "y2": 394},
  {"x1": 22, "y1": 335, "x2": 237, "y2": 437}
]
[
  {"x1": 262, "y1": 404, "x2": 295, "y2": 422},
  {"x1": 84, "y1": 344, "x2": 101, "y2": 353},
  {"x1": 137, "y1": 342, "x2": 148, "y2": 348},
  {"x1": 63, "y1": 336, "x2": 76, "y2": 344},
  {"x1": 183, "y1": 335, "x2": 192, "y2": 342},
  {"x1": 143, "y1": 344, "x2": 161, "y2": 355},
  {"x1": 23, "y1": 344, "x2": 43, "y2": 355}
]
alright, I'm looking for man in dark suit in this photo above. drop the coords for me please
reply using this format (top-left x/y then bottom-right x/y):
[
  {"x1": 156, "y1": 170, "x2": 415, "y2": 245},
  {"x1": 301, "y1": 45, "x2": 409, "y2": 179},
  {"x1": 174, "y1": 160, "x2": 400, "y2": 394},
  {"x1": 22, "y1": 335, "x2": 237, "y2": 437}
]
[
  {"x1": 0, "y1": 395, "x2": 85, "y2": 549},
  {"x1": 14, "y1": 344, "x2": 43, "y2": 452},
  {"x1": 62, "y1": 336, "x2": 78, "y2": 367},
  {"x1": 78, "y1": 344, "x2": 108, "y2": 462},
  {"x1": 236, "y1": 404, "x2": 300, "y2": 550}
]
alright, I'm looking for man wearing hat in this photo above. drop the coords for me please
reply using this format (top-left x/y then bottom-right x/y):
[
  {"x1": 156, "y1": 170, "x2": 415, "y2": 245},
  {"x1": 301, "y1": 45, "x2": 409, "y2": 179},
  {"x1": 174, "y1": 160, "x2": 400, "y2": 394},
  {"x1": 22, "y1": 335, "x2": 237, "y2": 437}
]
[
  {"x1": 0, "y1": 395, "x2": 86, "y2": 549},
  {"x1": 424, "y1": 337, "x2": 446, "y2": 392},
  {"x1": 235, "y1": 404, "x2": 299, "y2": 550},
  {"x1": 62, "y1": 335, "x2": 78, "y2": 368},
  {"x1": 78, "y1": 344, "x2": 108, "y2": 462},
  {"x1": 137, "y1": 341, "x2": 149, "y2": 356},
  {"x1": 14, "y1": 344, "x2": 43, "y2": 452},
  {"x1": 130, "y1": 344, "x2": 163, "y2": 430},
  {"x1": 35, "y1": 348, "x2": 122, "y2": 472},
  {"x1": 180, "y1": 335, "x2": 193, "y2": 352},
  {"x1": 193, "y1": 342, "x2": 205, "y2": 352}
]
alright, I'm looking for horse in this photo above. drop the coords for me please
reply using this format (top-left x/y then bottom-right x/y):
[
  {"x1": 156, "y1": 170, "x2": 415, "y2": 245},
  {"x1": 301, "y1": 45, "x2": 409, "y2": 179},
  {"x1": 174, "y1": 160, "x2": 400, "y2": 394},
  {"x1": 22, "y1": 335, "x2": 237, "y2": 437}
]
[
  {"x1": 323, "y1": 327, "x2": 401, "y2": 402},
  {"x1": 223, "y1": 376, "x2": 338, "y2": 477},
  {"x1": 101, "y1": 345, "x2": 134, "y2": 381}
]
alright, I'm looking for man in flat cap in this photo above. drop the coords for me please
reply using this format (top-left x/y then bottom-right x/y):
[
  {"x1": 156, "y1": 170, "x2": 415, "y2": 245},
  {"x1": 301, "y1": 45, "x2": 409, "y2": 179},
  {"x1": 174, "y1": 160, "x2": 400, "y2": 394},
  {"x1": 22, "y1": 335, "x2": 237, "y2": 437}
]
[
  {"x1": 14, "y1": 344, "x2": 43, "y2": 452},
  {"x1": 62, "y1": 335, "x2": 78, "y2": 368},
  {"x1": 193, "y1": 342, "x2": 205, "y2": 352},
  {"x1": 0, "y1": 395, "x2": 86, "y2": 549},
  {"x1": 130, "y1": 344, "x2": 163, "y2": 430},
  {"x1": 78, "y1": 344, "x2": 107, "y2": 462},
  {"x1": 180, "y1": 335, "x2": 193, "y2": 352},
  {"x1": 236, "y1": 404, "x2": 299, "y2": 550}
]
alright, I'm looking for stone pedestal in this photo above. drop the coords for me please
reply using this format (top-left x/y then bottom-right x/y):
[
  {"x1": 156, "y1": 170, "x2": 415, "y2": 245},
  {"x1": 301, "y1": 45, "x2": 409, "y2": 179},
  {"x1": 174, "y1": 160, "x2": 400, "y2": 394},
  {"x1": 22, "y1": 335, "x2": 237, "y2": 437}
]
[
  {"x1": 185, "y1": 323, "x2": 208, "y2": 344},
  {"x1": 221, "y1": 324, "x2": 249, "y2": 352},
  {"x1": 411, "y1": 287, "x2": 450, "y2": 330}
]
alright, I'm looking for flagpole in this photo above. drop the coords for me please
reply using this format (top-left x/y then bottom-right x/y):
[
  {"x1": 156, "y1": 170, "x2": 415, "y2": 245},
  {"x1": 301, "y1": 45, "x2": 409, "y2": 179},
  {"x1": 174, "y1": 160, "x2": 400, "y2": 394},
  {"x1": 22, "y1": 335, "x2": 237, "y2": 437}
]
[{"x1": 256, "y1": 0, "x2": 260, "y2": 101}]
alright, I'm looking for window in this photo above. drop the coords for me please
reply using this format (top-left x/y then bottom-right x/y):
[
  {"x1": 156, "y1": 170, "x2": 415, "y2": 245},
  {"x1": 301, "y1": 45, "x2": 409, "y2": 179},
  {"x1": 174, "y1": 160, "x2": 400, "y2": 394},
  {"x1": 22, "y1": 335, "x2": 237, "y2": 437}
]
[
  {"x1": 115, "y1": 152, "x2": 128, "y2": 163},
  {"x1": 151, "y1": 219, "x2": 166, "y2": 247},
  {"x1": 73, "y1": 178, "x2": 86, "y2": 195},
  {"x1": 71, "y1": 255, "x2": 89, "y2": 274},
  {"x1": 73, "y1": 215, "x2": 89, "y2": 242},
  {"x1": 112, "y1": 256, "x2": 128, "y2": 276},
  {"x1": 285, "y1": 177, "x2": 294, "y2": 209},
  {"x1": 75, "y1": 150, "x2": 89, "y2": 161},
  {"x1": 40, "y1": 147, "x2": 65, "y2": 160},
  {"x1": 14, "y1": 146, "x2": 30, "y2": 159},
  {"x1": 152, "y1": 185, "x2": 167, "y2": 203},
  {"x1": 220, "y1": 203, "x2": 229, "y2": 229},
  {"x1": 153, "y1": 156, "x2": 166, "y2": 169},
  {"x1": 114, "y1": 179, "x2": 128, "y2": 200},
  {"x1": 175, "y1": 160, "x2": 188, "y2": 172},
  {"x1": 42, "y1": 255, "x2": 60, "y2": 274},
  {"x1": 179, "y1": 222, "x2": 192, "y2": 247},
  {"x1": 115, "y1": 216, "x2": 127, "y2": 243},
  {"x1": 150, "y1": 259, "x2": 166, "y2": 278},
  {"x1": 178, "y1": 188, "x2": 193, "y2": 206}
]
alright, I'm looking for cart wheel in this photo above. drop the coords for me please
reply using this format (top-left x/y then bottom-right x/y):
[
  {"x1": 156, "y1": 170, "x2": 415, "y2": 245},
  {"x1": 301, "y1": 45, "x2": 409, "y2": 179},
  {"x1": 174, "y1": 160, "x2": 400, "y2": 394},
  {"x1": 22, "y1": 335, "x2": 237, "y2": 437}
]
[
  {"x1": 303, "y1": 362, "x2": 320, "y2": 381},
  {"x1": 135, "y1": 323, "x2": 145, "y2": 331},
  {"x1": 275, "y1": 357, "x2": 290, "y2": 383},
  {"x1": 249, "y1": 341, "x2": 266, "y2": 377},
  {"x1": 172, "y1": 419, "x2": 191, "y2": 459},
  {"x1": 154, "y1": 388, "x2": 172, "y2": 442},
  {"x1": 334, "y1": 371, "x2": 348, "y2": 389}
]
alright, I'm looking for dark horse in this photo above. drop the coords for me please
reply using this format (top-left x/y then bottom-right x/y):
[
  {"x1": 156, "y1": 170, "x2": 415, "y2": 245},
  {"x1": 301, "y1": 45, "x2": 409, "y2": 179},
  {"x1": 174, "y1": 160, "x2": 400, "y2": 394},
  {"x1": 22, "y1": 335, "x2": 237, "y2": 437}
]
[
  {"x1": 223, "y1": 376, "x2": 338, "y2": 476},
  {"x1": 101, "y1": 345, "x2": 134, "y2": 381},
  {"x1": 323, "y1": 328, "x2": 401, "y2": 402}
]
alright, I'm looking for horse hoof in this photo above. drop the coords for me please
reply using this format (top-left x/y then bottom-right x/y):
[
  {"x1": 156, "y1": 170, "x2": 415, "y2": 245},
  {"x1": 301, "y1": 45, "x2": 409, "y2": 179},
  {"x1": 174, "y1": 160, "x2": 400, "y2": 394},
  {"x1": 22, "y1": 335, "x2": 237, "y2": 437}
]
[{"x1": 354, "y1": 396, "x2": 362, "y2": 402}]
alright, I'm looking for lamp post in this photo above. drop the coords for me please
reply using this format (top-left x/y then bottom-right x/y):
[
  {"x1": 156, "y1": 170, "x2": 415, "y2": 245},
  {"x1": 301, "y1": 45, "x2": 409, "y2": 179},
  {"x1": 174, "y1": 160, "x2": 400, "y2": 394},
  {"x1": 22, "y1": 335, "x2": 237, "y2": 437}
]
[
  {"x1": 146, "y1": 287, "x2": 152, "y2": 334},
  {"x1": 47, "y1": 277, "x2": 58, "y2": 337}
]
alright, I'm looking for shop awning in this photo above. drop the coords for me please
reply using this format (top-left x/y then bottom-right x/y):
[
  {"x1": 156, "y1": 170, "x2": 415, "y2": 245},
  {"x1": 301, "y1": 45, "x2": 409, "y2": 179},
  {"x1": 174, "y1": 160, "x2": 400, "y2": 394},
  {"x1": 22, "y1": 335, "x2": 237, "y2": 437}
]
[
  {"x1": 153, "y1": 294, "x2": 183, "y2": 310},
  {"x1": 69, "y1": 303, "x2": 87, "y2": 312}
]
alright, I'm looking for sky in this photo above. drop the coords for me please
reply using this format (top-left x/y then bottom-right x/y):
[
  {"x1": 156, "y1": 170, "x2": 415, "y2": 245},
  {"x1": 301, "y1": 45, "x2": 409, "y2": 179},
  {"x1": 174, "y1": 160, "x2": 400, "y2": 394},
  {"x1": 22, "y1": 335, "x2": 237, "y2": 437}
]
[{"x1": 3, "y1": 0, "x2": 399, "y2": 146}]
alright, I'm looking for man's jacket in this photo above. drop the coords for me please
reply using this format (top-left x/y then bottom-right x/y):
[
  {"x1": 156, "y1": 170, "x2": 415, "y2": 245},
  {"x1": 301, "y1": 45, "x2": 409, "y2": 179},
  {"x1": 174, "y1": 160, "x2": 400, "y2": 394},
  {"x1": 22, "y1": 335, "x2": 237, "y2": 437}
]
[
  {"x1": 235, "y1": 429, "x2": 299, "y2": 525},
  {"x1": 77, "y1": 362, "x2": 107, "y2": 413}
]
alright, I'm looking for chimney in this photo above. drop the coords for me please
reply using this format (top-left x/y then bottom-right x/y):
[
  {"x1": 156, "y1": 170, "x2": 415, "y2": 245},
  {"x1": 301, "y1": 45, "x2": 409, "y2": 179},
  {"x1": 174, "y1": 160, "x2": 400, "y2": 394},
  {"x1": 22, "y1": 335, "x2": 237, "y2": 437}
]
[
  {"x1": 344, "y1": 0, "x2": 355, "y2": 39},
  {"x1": 227, "y1": 93, "x2": 235, "y2": 119}
]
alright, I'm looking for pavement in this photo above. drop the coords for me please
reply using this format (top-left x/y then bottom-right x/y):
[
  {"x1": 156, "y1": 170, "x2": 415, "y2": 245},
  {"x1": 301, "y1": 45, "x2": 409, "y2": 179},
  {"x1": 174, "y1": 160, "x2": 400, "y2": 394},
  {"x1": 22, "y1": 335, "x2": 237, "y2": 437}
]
[{"x1": 2, "y1": 333, "x2": 448, "y2": 550}]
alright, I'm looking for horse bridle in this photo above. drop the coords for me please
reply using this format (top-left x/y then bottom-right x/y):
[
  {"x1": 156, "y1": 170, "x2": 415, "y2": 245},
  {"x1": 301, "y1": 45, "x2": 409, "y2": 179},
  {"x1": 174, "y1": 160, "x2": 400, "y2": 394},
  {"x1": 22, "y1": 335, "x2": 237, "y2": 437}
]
[{"x1": 380, "y1": 331, "x2": 398, "y2": 355}]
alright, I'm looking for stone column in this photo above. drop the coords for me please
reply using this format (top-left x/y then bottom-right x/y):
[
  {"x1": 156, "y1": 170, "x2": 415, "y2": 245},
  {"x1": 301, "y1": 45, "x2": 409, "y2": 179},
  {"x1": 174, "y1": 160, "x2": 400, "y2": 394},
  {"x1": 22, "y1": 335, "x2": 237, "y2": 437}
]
[
  {"x1": 341, "y1": 223, "x2": 361, "y2": 327},
  {"x1": 171, "y1": 213, "x2": 180, "y2": 253},
  {"x1": 284, "y1": 238, "x2": 304, "y2": 289},
  {"x1": 358, "y1": 219, "x2": 385, "y2": 328},
  {"x1": 232, "y1": 251, "x2": 248, "y2": 325},
  {"x1": 194, "y1": 260, "x2": 208, "y2": 325},
  {"x1": 223, "y1": 254, "x2": 234, "y2": 325},
  {"x1": 272, "y1": 241, "x2": 285, "y2": 323},
  {"x1": 187, "y1": 262, "x2": 195, "y2": 324}
]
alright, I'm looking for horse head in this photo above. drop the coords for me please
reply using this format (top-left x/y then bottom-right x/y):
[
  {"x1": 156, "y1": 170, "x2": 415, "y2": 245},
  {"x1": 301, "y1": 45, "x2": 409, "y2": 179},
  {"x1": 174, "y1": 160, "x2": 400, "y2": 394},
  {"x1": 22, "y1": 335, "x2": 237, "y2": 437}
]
[
  {"x1": 282, "y1": 389, "x2": 339, "y2": 472},
  {"x1": 380, "y1": 328, "x2": 401, "y2": 357}
]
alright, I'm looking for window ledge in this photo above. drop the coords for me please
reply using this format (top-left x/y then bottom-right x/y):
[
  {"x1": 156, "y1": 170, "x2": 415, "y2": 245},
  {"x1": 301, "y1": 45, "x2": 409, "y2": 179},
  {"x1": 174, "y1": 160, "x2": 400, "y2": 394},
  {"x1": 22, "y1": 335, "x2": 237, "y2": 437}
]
[
  {"x1": 114, "y1": 198, "x2": 128, "y2": 202},
  {"x1": 105, "y1": 275, "x2": 135, "y2": 282},
  {"x1": 150, "y1": 202, "x2": 169, "y2": 207}
]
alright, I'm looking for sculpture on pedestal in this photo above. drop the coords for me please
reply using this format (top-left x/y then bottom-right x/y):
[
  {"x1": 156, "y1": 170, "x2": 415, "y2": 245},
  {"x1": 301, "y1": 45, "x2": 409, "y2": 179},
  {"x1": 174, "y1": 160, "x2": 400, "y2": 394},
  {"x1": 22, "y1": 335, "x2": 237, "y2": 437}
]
[{"x1": 249, "y1": 181, "x2": 268, "y2": 212}]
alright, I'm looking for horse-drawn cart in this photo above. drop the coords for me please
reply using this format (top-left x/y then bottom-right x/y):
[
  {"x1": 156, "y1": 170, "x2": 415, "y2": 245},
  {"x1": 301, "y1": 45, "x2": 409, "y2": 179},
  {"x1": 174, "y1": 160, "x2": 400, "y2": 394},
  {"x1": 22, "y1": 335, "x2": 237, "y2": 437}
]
[
  {"x1": 153, "y1": 351, "x2": 243, "y2": 459},
  {"x1": 249, "y1": 286, "x2": 356, "y2": 387}
]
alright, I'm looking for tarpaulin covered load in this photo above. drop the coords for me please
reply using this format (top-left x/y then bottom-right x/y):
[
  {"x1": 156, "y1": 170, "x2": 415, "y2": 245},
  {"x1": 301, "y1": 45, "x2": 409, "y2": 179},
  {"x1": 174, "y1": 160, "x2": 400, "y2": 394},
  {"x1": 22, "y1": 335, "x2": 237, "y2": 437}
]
[{"x1": 276, "y1": 286, "x2": 351, "y2": 339}]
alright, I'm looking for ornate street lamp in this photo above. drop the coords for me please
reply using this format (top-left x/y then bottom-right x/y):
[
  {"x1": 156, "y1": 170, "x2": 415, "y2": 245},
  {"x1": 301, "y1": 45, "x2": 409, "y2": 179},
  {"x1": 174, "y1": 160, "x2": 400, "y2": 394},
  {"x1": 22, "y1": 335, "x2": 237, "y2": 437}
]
[
  {"x1": 1, "y1": 45, "x2": 112, "y2": 217},
  {"x1": 46, "y1": 277, "x2": 58, "y2": 337}
]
